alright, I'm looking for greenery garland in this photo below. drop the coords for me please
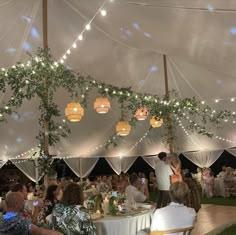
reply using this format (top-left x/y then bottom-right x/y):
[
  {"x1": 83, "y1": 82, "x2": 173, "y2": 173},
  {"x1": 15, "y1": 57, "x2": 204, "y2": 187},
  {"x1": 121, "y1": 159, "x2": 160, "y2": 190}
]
[{"x1": 0, "y1": 48, "x2": 234, "y2": 174}]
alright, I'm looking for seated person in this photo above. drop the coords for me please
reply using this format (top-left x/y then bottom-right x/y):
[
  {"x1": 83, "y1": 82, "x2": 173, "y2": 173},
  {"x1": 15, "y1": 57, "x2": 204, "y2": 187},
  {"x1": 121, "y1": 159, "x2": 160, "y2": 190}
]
[
  {"x1": 217, "y1": 165, "x2": 226, "y2": 178},
  {"x1": 184, "y1": 173, "x2": 201, "y2": 213},
  {"x1": 10, "y1": 183, "x2": 32, "y2": 219},
  {"x1": 150, "y1": 182, "x2": 196, "y2": 233},
  {"x1": 98, "y1": 176, "x2": 110, "y2": 192},
  {"x1": 224, "y1": 167, "x2": 235, "y2": 196},
  {"x1": 125, "y1": 173, "x2": 149, "y2": 205},
  {"x1": 117, "y1": 173, "x2": 128, "y2": 193},
  {"x1": 50, "y1": 183, "x2": 96, "y2": 235},
  {"x1": 149, "y1": 171, "x2": 158, "y2": 191},
  {"x1": 0, "y1": 192, "x2": 62, "y2": 235},
  {"x1": 10, "y1": 183, "x2": 28, "y2": 199},
  {"x1": 111, "y1": 174, "x2": 118, "y2": 190},
  {"x1": 33, "y1": 184, "x2": 60, "y2": 227},
  {"x1": 34, "y1": 184, "x2": 44, "y2": 198}
]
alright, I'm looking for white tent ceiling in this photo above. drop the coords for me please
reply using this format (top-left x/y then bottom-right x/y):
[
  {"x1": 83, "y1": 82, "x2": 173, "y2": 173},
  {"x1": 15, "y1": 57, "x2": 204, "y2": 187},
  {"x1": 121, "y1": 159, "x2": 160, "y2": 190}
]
[{"x1": 0, "y1": 0, "x2": 236, "y2": 160}]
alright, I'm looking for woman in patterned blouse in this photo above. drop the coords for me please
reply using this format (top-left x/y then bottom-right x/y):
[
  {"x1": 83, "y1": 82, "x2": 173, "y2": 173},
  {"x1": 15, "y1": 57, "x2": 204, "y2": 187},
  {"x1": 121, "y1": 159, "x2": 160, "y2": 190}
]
[
  {"x1": 50, "y1": 183, "x2": 97, "y2": 235},
  {"x1": 33, "y1": 184, "x2": 60, "y2": 227}
]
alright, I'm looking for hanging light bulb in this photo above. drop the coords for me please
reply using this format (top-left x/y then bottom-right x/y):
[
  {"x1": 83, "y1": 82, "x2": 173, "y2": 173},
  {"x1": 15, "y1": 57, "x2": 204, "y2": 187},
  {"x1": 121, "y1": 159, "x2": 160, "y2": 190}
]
[
  {"x1": 78, "y1": 35, "x2": 83, "y2": 40},
  {"x1": 85, "y1": 24, "x2": 91, "y2": 30},
  {"x1": 100, "y1": 9, "x2": 107, "y2": 16}
]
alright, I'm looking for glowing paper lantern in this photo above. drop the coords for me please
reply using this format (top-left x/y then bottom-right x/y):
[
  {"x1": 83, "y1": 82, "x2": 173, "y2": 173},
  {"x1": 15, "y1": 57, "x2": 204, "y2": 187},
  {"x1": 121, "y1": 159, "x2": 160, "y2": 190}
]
[
  {"x1": 150, "y1": 116, "x2": 163, "y2": 128},
  {"x1": 65, "y1": 102, "x2": 84, "y2": 122},
  {"x1": 116, "y1": 121, "x2": 131, "y2": 136},
  {"x1": 94, "y1": 97, "x2": 111, "y2": 114},
  {"x1": 135, "y1": 107, "x2": 149, "y2": 120}
]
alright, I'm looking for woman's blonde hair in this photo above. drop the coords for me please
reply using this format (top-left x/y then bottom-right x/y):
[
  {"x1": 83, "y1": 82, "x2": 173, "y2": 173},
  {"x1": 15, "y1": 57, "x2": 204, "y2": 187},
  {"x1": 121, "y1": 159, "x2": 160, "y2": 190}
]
[{"x1": 169, "y1": 153, "x2": 181, "y2": 167}]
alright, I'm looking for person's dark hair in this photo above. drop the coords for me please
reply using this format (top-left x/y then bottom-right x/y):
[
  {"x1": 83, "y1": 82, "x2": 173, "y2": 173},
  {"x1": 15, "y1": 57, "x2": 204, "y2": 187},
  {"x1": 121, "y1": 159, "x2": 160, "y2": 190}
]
[
  {"x1": 61, "y1": 183, "x2": 84, "y2": 206},
  {"x1": 170, "y1": 182, "x2": 189, "y2": 204},
  {"x1": 11, "y1": 183, "x2": 25, "y2": 192},
  {"x1": 185, "y1": 173, "x2": 193, "y2": 179},
  {"x1": 45, "y1": 184, "x2": 58, "y2": 202},
  {"x1": 158, "y1": 152, "x2": 167, "y2": 160},
  {"x1": 129, "y1": 173, "x2": 138, "y2": 185}
]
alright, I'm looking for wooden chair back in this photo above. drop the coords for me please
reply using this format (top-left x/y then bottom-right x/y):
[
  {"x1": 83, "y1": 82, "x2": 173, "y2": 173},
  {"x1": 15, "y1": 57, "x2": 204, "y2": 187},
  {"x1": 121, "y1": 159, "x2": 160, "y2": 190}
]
[{"x1": 150, "y1": 226, "x2": 194, "y2": 235}]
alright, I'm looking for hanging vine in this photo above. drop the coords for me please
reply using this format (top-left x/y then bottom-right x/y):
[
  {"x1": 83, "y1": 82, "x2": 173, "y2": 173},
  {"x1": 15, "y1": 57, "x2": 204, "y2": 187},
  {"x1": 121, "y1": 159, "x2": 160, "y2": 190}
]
[{"x1": 0, "y1": 48, "x2": 235, "y2": 172}]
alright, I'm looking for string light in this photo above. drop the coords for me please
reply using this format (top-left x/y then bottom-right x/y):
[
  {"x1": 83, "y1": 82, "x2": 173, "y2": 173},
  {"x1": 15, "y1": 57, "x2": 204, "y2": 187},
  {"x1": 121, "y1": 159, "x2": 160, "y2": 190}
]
[
  {"x1": 85, "y1": 24, "x2": 91, "y2": 30},
  {"x1": 124, "y1": 130, "x2": 150, "y2": 155},
  {"x1": 100, "y1": 9, "x2": 107, "y2": 16},
  {"x1": 175, "y1": 115, "x2": 203, "y2": 149},
  {"x1": 179, "y1": 113, "x2": 236, "y2": 144},
  {"x1": 58, "y1": 0, "x2": 108, "y2": 64},
  {"x1": 6, "y1": 146, "x2": 39, "y2": 161},
  {"x1": 215, "y1": 135, "x2": 235, "y2": 144}
]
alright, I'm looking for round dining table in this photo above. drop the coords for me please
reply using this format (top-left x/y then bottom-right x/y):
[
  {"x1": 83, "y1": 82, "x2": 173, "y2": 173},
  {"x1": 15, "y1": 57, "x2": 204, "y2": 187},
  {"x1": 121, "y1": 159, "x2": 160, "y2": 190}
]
[{"x1": 94, "y1": 207, "x2": 154, "y2": 235}]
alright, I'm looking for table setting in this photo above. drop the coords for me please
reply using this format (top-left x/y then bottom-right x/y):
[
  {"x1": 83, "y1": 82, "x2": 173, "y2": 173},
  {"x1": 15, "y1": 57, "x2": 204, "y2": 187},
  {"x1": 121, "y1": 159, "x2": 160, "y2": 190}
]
[{"x1": 85, "y1": 191, "x2": 154, "y2": 235}]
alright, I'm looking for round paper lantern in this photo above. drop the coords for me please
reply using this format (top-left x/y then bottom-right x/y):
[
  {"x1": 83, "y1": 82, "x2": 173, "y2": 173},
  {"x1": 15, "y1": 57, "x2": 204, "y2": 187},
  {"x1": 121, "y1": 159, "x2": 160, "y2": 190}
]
[
  {"x1": 65, "y1": 102, "x2": 84, "y2": 122},
  {"x1": 150, "y1": 116, "x2": 163, "y2": 128},
  {"x1": 135, "y1": 107, "x2": 149, "y2": 120},
  {"x1": 116, "y1": 121, "x2": 131, "y2": 136},
  {"x1": 94, "y1": 97, "x2": 111, "y2": 114}
]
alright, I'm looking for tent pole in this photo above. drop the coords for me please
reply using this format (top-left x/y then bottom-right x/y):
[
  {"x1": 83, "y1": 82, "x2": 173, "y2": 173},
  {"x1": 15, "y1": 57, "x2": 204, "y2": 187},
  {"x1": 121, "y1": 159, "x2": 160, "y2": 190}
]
[
  {"x1": 80, "y1": 158, "x2": 83, "y2": 182},
  {"x1": 163, "y1": 55, "x2": 174, "y2": 153},
  {"x1": 43, "y1": 0, "x2": 48, "y2": 49},
  {"x1": 42, "y1": 0, "x2": 49, "y2": 157},
  {"x1": 42, "y1": 0, "x2": 50, "y2": 188},
  {"x1": 35, "y1": 158, "x2": 39, "y2": 185}
]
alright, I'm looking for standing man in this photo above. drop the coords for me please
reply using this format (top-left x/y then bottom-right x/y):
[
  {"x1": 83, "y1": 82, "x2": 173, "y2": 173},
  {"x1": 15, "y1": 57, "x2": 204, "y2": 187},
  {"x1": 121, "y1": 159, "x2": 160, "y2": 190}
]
[{"x1": 155, "y1": 152, "x2": 173, "y2": 208}]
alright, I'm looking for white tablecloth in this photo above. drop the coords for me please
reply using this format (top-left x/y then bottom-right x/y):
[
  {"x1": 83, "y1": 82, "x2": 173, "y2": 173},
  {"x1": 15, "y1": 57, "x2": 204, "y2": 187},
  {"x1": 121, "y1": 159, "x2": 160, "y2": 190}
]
[{"x1": 94, "y1": 208, "x2": 154, "y2": 235}]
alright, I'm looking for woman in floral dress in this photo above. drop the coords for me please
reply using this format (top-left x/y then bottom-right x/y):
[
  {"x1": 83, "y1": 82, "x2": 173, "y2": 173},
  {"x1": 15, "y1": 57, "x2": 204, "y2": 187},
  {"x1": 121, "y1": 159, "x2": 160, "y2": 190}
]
[
  {"x1": 33, "y1": 184, "x2": 60, "y2": 227},
  {"x1": 50, "y1": 183, "x2": 97, "y2": 235}
]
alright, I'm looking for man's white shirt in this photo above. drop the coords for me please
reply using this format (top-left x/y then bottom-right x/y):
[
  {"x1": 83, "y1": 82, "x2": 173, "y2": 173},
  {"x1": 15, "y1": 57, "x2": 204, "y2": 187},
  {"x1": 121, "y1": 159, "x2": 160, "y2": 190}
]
[
  {"x1": 155, "y1": 160, "x2": 173, "y2": 190},
  {"x1": 125, "y1": 185, "x2": 146, "y2": 203},
  {"x1": 150, "y1": 202, "x2": 196, "y2": 234}
]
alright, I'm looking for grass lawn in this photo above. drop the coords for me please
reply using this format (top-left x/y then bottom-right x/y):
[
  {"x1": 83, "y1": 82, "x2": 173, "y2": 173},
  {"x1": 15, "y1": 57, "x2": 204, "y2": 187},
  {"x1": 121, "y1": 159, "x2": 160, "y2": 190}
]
[
  {"x1": 218, "y1": 225, "x2": 236, "y2": 235},
  {"x1": 150, "y1": 192, "x2": 236, "y2": 207},
  {"x1": 201, "y1": 196, "x2": 236, "y2": 206}
]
